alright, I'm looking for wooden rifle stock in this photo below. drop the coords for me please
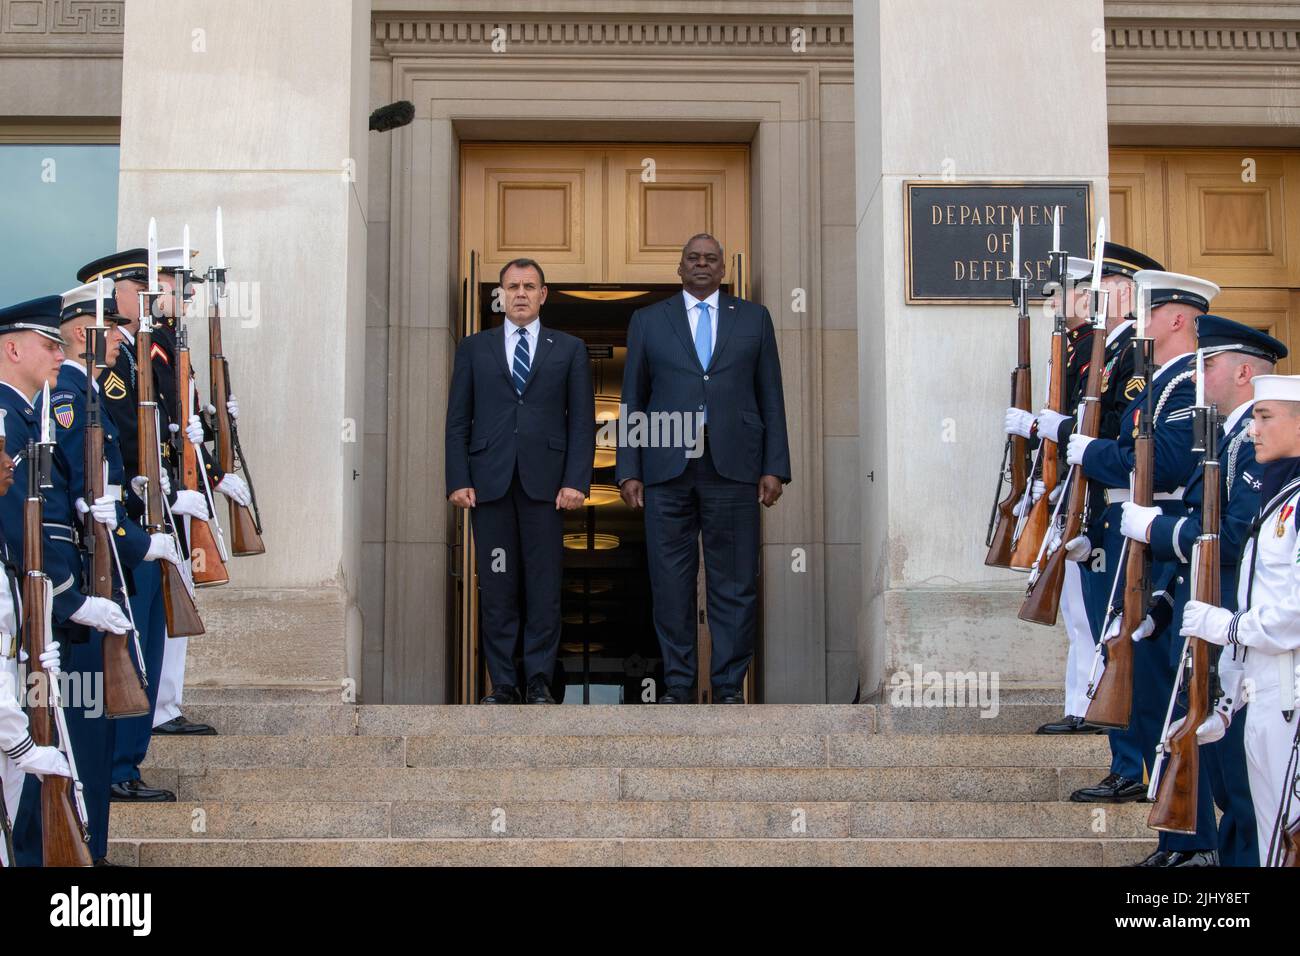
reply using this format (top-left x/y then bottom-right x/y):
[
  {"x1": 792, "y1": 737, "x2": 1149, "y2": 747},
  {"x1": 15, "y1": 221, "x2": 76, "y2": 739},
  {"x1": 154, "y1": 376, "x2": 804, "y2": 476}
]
[
  {"x1": 986, "y1": 303, "x2": 1032, "y2": 568},
  {"x1": 1149, "y1": 420, "x2": 1219, "y2": 834},
  {"x1": 1009, "y1": 325, "x2": 1065, "y2": 570},
  {"x1": 1282, "y1": 820, "x2": 1300, "y2": 866},
  {"x1": 209, "y1": 297, "x2": 265, "y2": 556},
  {"x1": 137, "y1": 318, "x2": 205, "y2": 637},
  {"x1": 22, "y1": 442, "x2": 93, "y2": 867},
  {"x1": 1019, "y1": 299, "x2": 1109, "y2": 624},
  {"x1": 83, "y1": 327, "x2": 149, "y2": 718},
  {"x1": 178, "y1": 337, "x2": 228, "y2": 586}
]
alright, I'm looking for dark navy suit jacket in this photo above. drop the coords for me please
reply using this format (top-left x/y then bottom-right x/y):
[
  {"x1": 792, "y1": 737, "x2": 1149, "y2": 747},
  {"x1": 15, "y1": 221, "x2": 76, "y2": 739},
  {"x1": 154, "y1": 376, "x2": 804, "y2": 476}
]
[
  {"x1": 444, "y1": 322, "x2": 594, "y2": 504},
  {"x1": 615, "y1": 291, "x2": 791, "y2": 487}
]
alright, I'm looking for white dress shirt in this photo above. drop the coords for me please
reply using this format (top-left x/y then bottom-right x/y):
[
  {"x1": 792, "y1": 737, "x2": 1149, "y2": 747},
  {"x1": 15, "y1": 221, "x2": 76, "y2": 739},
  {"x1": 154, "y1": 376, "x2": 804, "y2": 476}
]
[
  {"x1": 504, "y1": 317, "x2": 541, "y2": 370},
  {"x1": 683, "y1": 289, "x2": 720, "y2": 350}
]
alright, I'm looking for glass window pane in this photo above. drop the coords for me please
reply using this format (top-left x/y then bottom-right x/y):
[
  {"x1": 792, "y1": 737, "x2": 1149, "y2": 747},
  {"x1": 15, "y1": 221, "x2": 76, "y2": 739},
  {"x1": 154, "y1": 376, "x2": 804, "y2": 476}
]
[{"x1": 0, "y1": 144, "x2": 119, "y2": 304}]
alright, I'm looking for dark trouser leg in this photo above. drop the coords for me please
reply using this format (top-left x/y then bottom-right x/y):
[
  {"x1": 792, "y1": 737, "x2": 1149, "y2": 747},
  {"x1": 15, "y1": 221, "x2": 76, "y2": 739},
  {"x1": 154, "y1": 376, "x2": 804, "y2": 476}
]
[
  {"x1": 697, "y1": 445, "x2": 760, "y2": 693},
  {"x1": 59, "y1": 625, "x2": 111, "y2": 860},
  {"x1": 516, "y1": 480, "x2": 564, "y2": 685},
  {"x1": 644, "y1": 466, "x2": 701, "y2": 692},
  {"x1": 471, "y1": 479, "x2": 523, "y2": 690},
  {"x1": 112, "y1": 561, "x2": 164, "y2": 784}
]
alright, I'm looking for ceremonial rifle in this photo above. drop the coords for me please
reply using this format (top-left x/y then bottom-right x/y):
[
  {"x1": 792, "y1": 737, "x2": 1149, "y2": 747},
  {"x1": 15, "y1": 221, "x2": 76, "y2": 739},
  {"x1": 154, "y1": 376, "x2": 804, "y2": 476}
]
[
  {"x1": 139, "y1": 221, "x2": 205, "y2": 637},
  {"x1": 985, "y1": 216, "x2": 1032, "y2": 568},
  {"x1": 23, "y1": 423, "x2": 93, "y2": 867},
  {"x1": 207, "y1": 207, "x2": 264, "y2": 556},
  {"x1": 1147, "y1": 361, "x2": 1218, "y2": 833},
  {"x1": 1020, "y1": 221, "x2": 1107, "y2": 624},
  {"x1": 1009, "y1": 207, "x2": 1067, "y2": 570},
  {"x1": 177, "y1": 325, "x2": 229, "y2": 586},
  {"x1": 1085, "y1": 289, "x2": 1155, "y2": 729},
  {"x1": 83, "y1": 289, "x2": 149, "y2": 718}
]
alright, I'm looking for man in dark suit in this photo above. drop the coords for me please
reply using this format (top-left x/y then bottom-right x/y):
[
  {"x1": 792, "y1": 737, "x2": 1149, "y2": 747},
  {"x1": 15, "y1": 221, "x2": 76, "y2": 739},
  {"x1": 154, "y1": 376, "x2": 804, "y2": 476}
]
[
  {"x1": 445, "y1": 258, "x2": 594, "y2": 704},
  {"x1": 616, "y1": 234, "x2": 791, "y2": 704}
]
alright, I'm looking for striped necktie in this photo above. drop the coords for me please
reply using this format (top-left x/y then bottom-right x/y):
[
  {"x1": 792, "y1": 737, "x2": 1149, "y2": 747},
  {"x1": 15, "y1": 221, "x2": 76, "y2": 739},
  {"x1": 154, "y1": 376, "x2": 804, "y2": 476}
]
[{"x1": 512, "y1": 326, "x2": 531, "y2": 394}]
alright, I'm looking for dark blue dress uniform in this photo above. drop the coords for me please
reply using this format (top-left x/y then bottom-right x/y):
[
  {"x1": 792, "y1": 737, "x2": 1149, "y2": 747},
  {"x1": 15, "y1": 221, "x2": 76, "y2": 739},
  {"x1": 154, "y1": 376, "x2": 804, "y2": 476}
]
[
  {"x1": 1140, "y1": 316, "x2": 1286, "y2": 864},
  {"x1": 1079, "y1": 353, "x2": 1200, "y2": 784}
]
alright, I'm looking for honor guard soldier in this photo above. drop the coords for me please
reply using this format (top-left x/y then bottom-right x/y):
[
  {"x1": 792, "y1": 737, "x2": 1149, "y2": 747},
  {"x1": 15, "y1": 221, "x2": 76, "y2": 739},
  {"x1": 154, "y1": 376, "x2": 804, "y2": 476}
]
[
  {"x1": 1064, "y1": 270, "x2": 1218, "y2": 802},
  {"x1": 1121, "y1": 316, "x2": 1283, "y2": 866},
  {"x1": 0, "y1": 300, "x2": 73, "y2": 868},
  {"x1": 77, "y1": 248, "x2": 220, "y2": 738},
  {"x1": 1181, "y1": 372, "x2": 1300, "y2": 866}
]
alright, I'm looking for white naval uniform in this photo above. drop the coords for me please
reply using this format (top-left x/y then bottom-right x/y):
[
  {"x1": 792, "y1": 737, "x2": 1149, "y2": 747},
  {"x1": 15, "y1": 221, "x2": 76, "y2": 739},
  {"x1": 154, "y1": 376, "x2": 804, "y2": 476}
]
[
  {"x1": 0, "y1": 578, "x2": 29, "y2": 866},
  {"x1": 1062, "y1": 560, "x2": 1095, "y2": 717},
  {"x1": 1217, "y1": 475, "x2": 1300, "y2": 864}
]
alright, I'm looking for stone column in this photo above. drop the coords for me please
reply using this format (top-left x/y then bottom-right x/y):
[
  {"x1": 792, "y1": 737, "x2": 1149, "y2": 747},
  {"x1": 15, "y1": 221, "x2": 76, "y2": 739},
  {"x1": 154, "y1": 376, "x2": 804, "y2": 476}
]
[
  {"x1": 116, "y1": 0, "x2": 370, "y2": 689},
  {"x1": 853, "y1": 0, "x2": 1110, "y2": 696}
]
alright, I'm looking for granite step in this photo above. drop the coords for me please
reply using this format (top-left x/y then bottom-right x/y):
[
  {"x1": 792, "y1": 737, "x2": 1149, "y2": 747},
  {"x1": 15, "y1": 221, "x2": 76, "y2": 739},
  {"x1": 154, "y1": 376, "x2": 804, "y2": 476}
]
[
  {"x1": 109, "y1": 799, "x2": 1153, "y2": 841},
  {"x1": 140, "y1": 733, "x2": 1112, "y2": 771},
  {"x1": 104, "y1": 836, "x2": 1154, "y2": 867},
  {"x1": 147, "y1": 765, "x2": 1107, "y2": 803}
]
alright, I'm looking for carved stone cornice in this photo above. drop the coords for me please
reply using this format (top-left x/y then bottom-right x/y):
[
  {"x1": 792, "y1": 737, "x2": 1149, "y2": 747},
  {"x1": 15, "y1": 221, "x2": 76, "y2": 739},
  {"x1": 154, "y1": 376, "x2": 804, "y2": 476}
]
[
  {"x1": 0, "y1": 0, "x2": 124, "y2": 53},
  {"x1": 372, "y1": 15, "x2": 852, "y2": 59},
  {"x1": 1106, "y1": 19, "x2": 1300, "y2": 60}
]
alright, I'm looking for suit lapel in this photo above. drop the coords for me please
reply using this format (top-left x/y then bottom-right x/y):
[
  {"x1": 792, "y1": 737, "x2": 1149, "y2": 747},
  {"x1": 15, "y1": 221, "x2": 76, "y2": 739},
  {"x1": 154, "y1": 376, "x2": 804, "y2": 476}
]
[
  {"x1": 489, "y1": 324, "x2": 514, "y2": 389},
  {"x1": 708, "y1": 293, "x2": 739, "y2": 371},
  {"x1": 667, "y1": 293, "x2": 702, "y2": 372}
]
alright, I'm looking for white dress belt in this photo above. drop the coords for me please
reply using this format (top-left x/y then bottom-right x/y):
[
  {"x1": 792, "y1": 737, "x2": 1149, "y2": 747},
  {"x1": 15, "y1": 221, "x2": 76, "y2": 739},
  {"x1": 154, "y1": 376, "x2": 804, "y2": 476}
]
[{"x1": 1105, "y1": 487, "x2": 1185, "y2": 504}]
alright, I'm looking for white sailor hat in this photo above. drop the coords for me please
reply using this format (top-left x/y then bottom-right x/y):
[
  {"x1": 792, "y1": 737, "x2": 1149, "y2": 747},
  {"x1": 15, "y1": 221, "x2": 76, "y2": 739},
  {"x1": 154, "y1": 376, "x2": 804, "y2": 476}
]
[
  {"x1": 1066, "y1": 257, "x2": 1092, "y2": 282},
  {"x1": 1133, "y1": 269, "x2": 1220, "y2": 313},
  {"x1": 157, "y1": 246, "x2": 203, "y2": 277},
  {"x1": 59, "y1": 281, "x2": 128, "y2": 325},
  {"x1": 1253, "y1": 374, "x2": 1300, "y2": 404}
]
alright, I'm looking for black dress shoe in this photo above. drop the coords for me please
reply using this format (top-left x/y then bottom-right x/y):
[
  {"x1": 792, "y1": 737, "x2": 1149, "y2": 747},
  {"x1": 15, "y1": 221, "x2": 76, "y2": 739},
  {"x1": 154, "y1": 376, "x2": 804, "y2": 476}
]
[
  {"x1": 526, "y1": 676, "x2": 557, "y2": 704},
  {"x1": 93, "y1": 858, "x2": 123, "y2": 867},
  {"x1": 657, "y1": 686, "x2": 692, "y2": 704},
  {"x1": 110, "y1": 780, "x2": 177, "y2": 802},
  {"x1": 714, "y1": 689, "x2": 745, "y2": 704},
  {"x1": 1069, "y1": 772, "x2": 1147, "y2": 803},
  {"x1": 1133, "y1": 849, "x2": 1173, "y2": 867},
  {"x1": 152, "y1": 715, "x2": 217, "y2": 736},
  {"x1": 479, "y1": 685, "x2": 520, "y2": 704},
  {"x1": 1166, "y1": 850, "x2": 1218, "y2": 867},
  {"x1": 1036, "y1": 715, "x2": 1105, "y2": 735}
]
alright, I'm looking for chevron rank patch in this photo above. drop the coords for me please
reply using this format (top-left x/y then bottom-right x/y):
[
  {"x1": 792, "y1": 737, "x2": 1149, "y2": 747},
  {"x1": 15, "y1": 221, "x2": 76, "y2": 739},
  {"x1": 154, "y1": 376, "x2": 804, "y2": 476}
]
[
  {"x1": 1123, "y1": 376, "x2": 1143, "y2": 401},
  {"x1": 151, "y1": 342, "x2": 169, "y2": 365},
  {"x1": 103, "y1": 371, "x2": 128, "y2": 401}
]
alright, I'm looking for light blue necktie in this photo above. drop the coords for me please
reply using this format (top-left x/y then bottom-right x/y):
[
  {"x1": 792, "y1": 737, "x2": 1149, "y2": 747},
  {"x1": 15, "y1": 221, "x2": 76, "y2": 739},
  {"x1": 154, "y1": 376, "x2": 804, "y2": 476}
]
[
  {"x1": 694, "y1": 302, "x2": 712, "y2": 369},
  {"x1": 695, "y1": 302, "x2": 712, "y2": 424},
  {"x1": 512, "y1": 326, "x2": 530, "y2": 394}
]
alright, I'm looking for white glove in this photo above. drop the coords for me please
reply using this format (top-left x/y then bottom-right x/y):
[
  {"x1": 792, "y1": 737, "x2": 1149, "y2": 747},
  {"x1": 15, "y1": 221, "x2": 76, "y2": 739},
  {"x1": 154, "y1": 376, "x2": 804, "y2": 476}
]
[
  {"x1": 75, "y1": 493, "x2": 118, "y2": 531},
  {"x1": 70, "y1": 596, "x2": 132, "y2": 634},
  {"x1": 38, "y1": 639, "x2": 60, "y2": 677},
  {"x1": 13, "y1": 744, "x2": 71, "y2": 779},
  {"x1": 1107, "y1": 614, "x2": 1155, "y2": 643},
  {"x1": 1013, "y1": 480, "x2": 1046, "y2": 518},
  {"x1": 1167, "y1": 713, "x2": 1228, "y2": 746},
  {"x1": 1180, "y1": 600, "x2": 1234, "y2": 646},
  {"x1": 145, "y1": 533, "x2": 182, "y2": 566},
  {"x1": 1066, "y1": 433, "x2": 1094, "y2": 467},
  {"x1": 217, "y1": 473, "x2": 251, "y2": 507},
  {"x1": 131, "y1": 470, "x2": 172, "y2": 499},
  {"x1": 1037, "y1": 409, "x2": 1070, "y2": 444},
  {"x1": 186, "y1": 414, "x2": 204, "y2": 447},
  {"x1": 1064, "y1": 535, "x2": 1091, "y2": 562},
  {"x1": 1048, "y1": 482, "x2": 1063, "y2": 505},
  {"x1": 1004, "y1": 407, "x2": 1036, "y2": 439},
  {"x1": 227, "y1": 395, "x2": 239, "y2": 421},
  {"x1": 1119, "y1": 502, "x2": 1160, "y2": 544},
  {"x1": 171, "y1": 489, "x2": 208, "y2": 520}
]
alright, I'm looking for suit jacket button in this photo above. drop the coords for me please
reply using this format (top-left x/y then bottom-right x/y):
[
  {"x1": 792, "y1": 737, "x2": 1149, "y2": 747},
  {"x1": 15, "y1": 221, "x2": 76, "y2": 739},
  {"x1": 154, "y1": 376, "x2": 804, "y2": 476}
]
[
  {"x1": 703, "y1": 374, "x2": 709, "y2": 381},
  {"x1": 517, "y1": 399, "x2": 523, "y2": 405}
]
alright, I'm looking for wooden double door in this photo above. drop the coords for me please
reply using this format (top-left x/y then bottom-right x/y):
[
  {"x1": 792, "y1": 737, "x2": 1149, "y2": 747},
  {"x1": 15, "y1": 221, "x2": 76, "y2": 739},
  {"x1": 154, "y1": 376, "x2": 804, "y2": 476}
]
[{"x1": 1109, "y1": 148, "x2": 1300, "y2": 372}]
